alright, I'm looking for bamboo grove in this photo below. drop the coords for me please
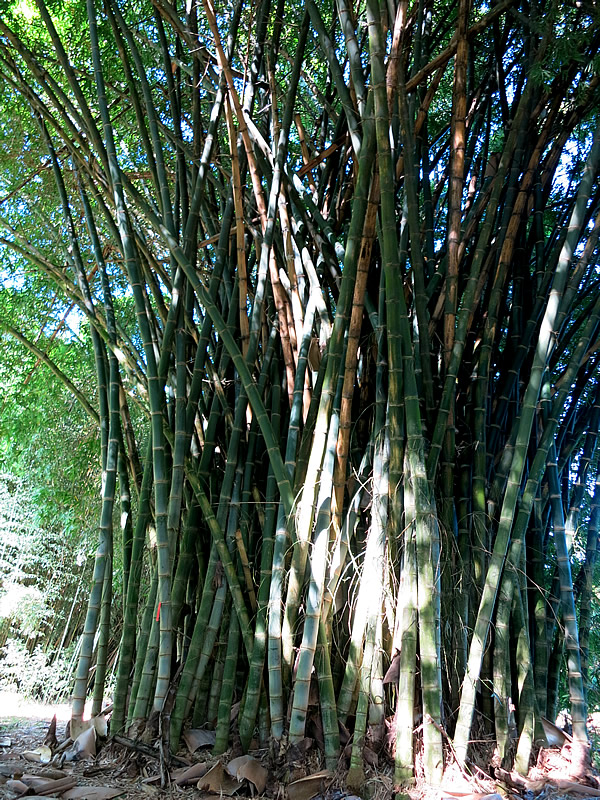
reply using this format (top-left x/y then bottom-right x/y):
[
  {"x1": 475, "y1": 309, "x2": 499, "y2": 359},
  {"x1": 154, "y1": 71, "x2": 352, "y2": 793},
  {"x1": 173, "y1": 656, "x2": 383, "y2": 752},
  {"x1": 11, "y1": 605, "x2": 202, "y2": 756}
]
[{"x1": 1, "y1": 0, "x2": 600, "y2": 786}]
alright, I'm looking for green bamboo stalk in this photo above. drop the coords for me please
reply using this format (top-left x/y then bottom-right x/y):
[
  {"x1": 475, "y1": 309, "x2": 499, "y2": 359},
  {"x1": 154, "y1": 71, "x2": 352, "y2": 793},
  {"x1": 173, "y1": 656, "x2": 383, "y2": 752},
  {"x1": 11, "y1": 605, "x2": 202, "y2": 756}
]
[
  {"x1": 304, "y1": 0, "x2": 361, "y2": 154},
  {"x1": 87, "y1": 0, "x2": 173, "y2": 714},
  {"x1": 289, "y1": 369, "x2": 343, "y2": 743},
  {"x1": 453, "y1": 118, "x2": 600, "y2": 766},
  {"x1": 397, "y1": 57, "x2": 445, "y2": 794},
  {"x1": 238, "y1": 398, "x2": 279, "y2": 748},
  {"x1": 187, "y1": 469, "x2": 244, "y2": 724},
  {"x1": 337, "y1": 426, "x2": 388, "y2": 723},
  {"x1": 130, "y1": 578, "x2": 160, "y2": 725},
  {"x1": 214, "y1": 610, "x2": 240, "y2": 752},
  {"x1": 281, "y1": 106, "x2": 376, "y2": 679},
  {"x1": 513, "y1": 586, "x2": 537, "y2": 775},
  {"x1": 580, "y1": 467, "x2": 600, "y2": 698},
  {"x1": 71, "y1": 368, "x2": 120, "y2": 720},
  {"x1": 546, "y1": 445, "x2": 588, "y2": 746},
  {"x1": 113, "y1": 443, "x2": 154, "y2": 733},
  {"x1": 206, "y1": 605, "x2": 230, "y2": 727},
  {"x1": 126, "y1": 568, "x2": 158, "y2": 729},
  {"x1": 564, "y1": 395, "x2": 600, "y2": 551},
  {"x1": 335, "y1": 0, "x2": 367, "y2": 116},
  {"x1": 118, "y1": 446, "x2": 133, "y2": 612},
  {"x1": 91, "y1": 555, "x2": 113, "y2": 717},
  {"x1": 547, "y1": 625, "x2": 565, "y2": 723},
  {"x1": 395, "y1": 465, "x2": 418, "y2": 785},
  {"x1": 530, "y1": 492, "x2": 548, "y2": 718},
  {"x1": 171, "y1": 328, "x2": 277, "y2": 744},
  {"x1": 315, "y1": 618, "x2": 340, "y2": 771},
  {"x1": 493, "y1": 567, "x2": 512, "y2": 766},
  {"x1": 32, "y1": 0, "x2": 108, "y2": 168},
  {"x1": 347, "y1": 615, "x2": 376, "y2": 790}
]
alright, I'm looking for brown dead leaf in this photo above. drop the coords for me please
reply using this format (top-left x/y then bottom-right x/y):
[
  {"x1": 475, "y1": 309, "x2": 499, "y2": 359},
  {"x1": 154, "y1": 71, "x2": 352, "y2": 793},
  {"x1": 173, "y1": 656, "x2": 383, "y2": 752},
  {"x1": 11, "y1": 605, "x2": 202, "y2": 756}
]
[
  {"x1": 183, "y1": 729, "x2": 217, "y2": 752},
  {"x1": 20, "y1": 775, "x2": 50, "y2": 789},
  {"x1": 338, "y1": 720, "x2": 351, "y2": 746},
  {"x1": 40, "y1": 777, "x2": 78, "y2": 795},
  {"x1": 287, "y1": 738, "x2": 313, "y2": 763},
  {"x1": 287, "y1": 770, "x2": 332, "y2": 800},
  {"x1": 139, "y1": 785, "x2": 160, "y2": 795},
  {"x1": 62, "y1": 788, "x2": 124, "y2": 800},
  {"x1": 362, "y1": 746, "x2": 378, "y2": 768},
  {"x1": 0, "y1": 764, "x2": 22, "y2": 778},
  {"x1": 171, "y1": 762, "x2": 209, "y2": 786},
  {"x1": 383, "y1": 650, "x2": 401, "y2": 685},
  {"x1": 541, "y1": 716, "x2": 572, "y2": 747},
  {"x1": 6, "y1": 778, "x2": 29, "y2": 795},
  {"x1": 197, "y1": 761, "x2": 239, "y2": 795},
  {"x1": 551, "y1": 779, "x2": 600, "y2": 797},
  {"x1": 226, "y1": 755, "x2": 268, "y2": 794},
  {"x1": 37, "y1": 769, "x2": 67, "y2": 780},
  {"x1": 44, "y1": 715, "x2": 58, "y2": 750},
  {"x1": 64, "y1": 727, "x2": 96, "y2": 762},
  {"x1": 496, "y1": 768, "x2": 545, "y2": 793},
  {"x1": 70, "y1": 716, "x2": 107, "y2": 742},
  {"x1": 441, "y1": 795, "x2": 503, "y2": 800}
]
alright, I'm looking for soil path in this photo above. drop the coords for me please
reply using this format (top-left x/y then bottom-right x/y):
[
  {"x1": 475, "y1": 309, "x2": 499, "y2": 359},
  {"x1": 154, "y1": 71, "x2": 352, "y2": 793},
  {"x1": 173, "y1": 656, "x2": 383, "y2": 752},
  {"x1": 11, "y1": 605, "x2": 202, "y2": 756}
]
[
  {"x1": 0, "y1": 690, "x2": 72, "y2": 755},
  {"x1": 0, "y1": 692, "x2": 165, "y2": 799}
]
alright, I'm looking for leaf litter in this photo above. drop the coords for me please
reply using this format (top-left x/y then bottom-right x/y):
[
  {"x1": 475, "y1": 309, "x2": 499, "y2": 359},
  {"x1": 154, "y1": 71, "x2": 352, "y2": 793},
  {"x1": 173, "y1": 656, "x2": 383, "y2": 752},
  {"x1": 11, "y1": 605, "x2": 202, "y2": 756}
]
[{"x1": 3, "y1": 695, "x2": 600, "y2": 800}]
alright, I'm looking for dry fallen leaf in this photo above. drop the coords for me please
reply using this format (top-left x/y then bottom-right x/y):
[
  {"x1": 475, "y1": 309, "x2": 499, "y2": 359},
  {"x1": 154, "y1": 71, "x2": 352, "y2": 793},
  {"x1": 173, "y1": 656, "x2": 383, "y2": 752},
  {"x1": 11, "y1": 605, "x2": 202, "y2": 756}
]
[
  {"x1": 171, "y1": 762, "x2": 209, "y2": 786},
  {"x1": 287, "y1": 770, "x2": 333, "y2": 800},
  {"x1": 0, "y1": 764, "x2": 22, "y2": 778},
  {"x1": 22, "y1": 746, "x2": 52, "y2": 764},
  {"x1": 6, "y1": 778, "x2": 29, "y2": 795},
  {"x1": 37, "y1": 768, "x2": 68, "y2": 780},
  {"x1": 19, "y1": 775, "x2": 77, "y2": 795},
  {"x1": 551, "y1": 779, "x2": 600, "y2": 797},
  {"x1": 70, "y1": 716, "x2": 108, "y2": 741},
  {"x1": 362, "y1": 745, "x2": 378, "y2": 768},
  {"x1": 139, "y1": 785, "x2": 160, "y2": 795},
  {"x1": 226, "y1": 754, "x2": 268, "y2": 794},
  {"x1": 44, "y1": 715, "x2": 58, "y2": 750},
  {"x1": 197, "y1": 761, "x2": 239, "y2": 795},
  {"x1": 541, "y1": 716, "x2": 572, "y2": 747},
  {"x1": 441, "y1": 795, "x2": 503, "y2": 800},
  {"x1": 383, "y1": 650, "x2": 401, "y2": 684},
  {"x1": 64, "y1": 726, "x2": 97, "y2": 762},
  {"x1": 62, "y1": 787, "x2": 124, "y2": 800},
  {"x1": 183, "y1": 728, "x2": 217, "y2": 753},
  {"x1": 20, "y1": 774, "x2": 50, "y2": 789}
]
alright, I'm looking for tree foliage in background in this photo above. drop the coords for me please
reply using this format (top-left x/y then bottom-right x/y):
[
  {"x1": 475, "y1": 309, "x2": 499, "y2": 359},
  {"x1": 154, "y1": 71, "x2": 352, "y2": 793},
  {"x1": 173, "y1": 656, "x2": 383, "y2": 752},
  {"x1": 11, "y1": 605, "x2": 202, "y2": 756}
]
[{"x1": 0, "y1": 0, "x2": 600, "y2": 787}]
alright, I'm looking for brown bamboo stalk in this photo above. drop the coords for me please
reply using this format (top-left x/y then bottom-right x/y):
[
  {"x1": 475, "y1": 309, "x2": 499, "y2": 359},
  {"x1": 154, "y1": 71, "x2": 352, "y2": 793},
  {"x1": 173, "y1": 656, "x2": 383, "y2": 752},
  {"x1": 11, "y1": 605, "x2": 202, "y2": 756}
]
[{"x1": 225, "y1": 96, "x2": 250, "y2": 357}]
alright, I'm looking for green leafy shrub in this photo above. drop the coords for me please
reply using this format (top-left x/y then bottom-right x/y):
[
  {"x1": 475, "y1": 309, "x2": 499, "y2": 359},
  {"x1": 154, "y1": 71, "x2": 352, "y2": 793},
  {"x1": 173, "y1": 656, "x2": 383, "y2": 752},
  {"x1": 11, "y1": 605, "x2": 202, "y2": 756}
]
[
  {"x1": 0, "y1": 583, "x2": 51, "y2": 640},
  {"x1": 0, "y1": 638, "x2": 74, "y2": 702}
]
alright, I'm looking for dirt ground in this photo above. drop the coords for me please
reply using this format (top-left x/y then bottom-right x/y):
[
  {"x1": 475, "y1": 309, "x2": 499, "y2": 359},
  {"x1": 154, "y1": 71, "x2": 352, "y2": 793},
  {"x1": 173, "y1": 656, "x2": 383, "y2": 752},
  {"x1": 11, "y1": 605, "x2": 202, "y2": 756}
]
[{"x1": 0, "y1": 691, "x2": 178, "y2": 799}]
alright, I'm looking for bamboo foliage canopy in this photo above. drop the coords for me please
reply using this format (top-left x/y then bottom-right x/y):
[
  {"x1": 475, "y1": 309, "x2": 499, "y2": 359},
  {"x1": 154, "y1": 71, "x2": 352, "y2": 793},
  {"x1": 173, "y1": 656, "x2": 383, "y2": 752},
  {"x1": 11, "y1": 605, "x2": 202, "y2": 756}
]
[{"x1": 1, "y1": 0, "x2": 600, "y2": 785}]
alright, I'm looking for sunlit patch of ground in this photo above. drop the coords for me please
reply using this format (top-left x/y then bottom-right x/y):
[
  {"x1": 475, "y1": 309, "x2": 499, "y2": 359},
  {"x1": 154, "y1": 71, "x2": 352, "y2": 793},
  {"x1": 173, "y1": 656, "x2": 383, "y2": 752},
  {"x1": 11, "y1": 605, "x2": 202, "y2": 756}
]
[{"x1": 0, "y1": 690, "x2": 80, "y2": 726}]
